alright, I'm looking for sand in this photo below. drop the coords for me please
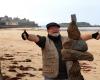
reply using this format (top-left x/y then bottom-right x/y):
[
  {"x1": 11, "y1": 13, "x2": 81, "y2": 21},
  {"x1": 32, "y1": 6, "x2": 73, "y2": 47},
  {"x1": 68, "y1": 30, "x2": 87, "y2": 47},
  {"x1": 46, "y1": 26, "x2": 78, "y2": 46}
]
[{"x1": 0, "y1": 28, "x2": 100, "y2": 80}]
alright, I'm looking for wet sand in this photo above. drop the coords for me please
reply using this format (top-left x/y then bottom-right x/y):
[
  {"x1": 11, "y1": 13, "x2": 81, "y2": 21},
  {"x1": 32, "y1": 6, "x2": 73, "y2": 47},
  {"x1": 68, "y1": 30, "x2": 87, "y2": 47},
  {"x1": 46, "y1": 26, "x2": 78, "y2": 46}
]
[{"x1": 0, "y1": 28, "x2": 100, "y2": 80}]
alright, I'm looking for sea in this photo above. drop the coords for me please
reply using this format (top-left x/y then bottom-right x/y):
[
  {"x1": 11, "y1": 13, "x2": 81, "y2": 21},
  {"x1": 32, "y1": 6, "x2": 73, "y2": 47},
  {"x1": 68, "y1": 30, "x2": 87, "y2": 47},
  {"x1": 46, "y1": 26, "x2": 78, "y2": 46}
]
[{"x1": 35, "y1": 27, "x2": 100, "y2": 32}]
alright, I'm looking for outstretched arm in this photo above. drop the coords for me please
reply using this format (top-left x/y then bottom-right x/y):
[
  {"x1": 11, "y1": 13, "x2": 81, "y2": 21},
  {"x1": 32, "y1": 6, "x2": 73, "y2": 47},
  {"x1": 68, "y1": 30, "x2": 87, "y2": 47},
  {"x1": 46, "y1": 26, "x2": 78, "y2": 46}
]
[
  {"x1": 21, "y1": 30, "x2": 39, "y2": 43},
  {"x1": 81, "y1": 32, "x2": 100, "y2": 41}
]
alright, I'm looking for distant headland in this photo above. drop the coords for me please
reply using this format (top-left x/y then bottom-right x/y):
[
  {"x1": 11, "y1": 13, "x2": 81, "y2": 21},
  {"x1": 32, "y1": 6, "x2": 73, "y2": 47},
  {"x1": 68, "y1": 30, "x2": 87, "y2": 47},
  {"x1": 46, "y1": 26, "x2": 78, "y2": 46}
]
[{"x1": 0, "y1": 16, "x2": 100, "y2": 28}]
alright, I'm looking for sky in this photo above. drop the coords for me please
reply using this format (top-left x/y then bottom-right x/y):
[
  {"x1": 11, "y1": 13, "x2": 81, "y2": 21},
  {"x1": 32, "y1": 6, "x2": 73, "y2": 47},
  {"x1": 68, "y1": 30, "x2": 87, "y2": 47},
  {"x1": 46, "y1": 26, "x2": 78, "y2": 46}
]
[{"x1": 0, "y1": 0, "x2": 100, "y2": 26}]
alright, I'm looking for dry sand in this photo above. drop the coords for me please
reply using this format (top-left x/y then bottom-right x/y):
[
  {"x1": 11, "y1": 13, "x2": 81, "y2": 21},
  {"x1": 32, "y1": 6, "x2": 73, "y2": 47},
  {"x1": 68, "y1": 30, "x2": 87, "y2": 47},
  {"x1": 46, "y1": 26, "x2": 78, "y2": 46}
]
[{"x1": 0, "y1": 28, "x2": 100, "y2": 80}]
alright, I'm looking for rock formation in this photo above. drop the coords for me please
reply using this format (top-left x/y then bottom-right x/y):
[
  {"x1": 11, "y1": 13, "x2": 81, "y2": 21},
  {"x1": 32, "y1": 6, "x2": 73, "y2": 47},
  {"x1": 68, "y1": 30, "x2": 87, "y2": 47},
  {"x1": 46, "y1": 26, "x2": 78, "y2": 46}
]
[{"x1": 61, "y1": 14, "x2": 93, "y2": 80}]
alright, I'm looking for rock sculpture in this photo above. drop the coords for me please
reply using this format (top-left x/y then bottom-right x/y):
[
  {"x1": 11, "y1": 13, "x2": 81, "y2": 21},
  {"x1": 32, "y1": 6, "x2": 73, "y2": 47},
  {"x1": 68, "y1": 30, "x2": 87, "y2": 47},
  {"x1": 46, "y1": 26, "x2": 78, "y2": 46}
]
[{"x1": 61, "y1": 14, "x2": 93, "y2": 80}]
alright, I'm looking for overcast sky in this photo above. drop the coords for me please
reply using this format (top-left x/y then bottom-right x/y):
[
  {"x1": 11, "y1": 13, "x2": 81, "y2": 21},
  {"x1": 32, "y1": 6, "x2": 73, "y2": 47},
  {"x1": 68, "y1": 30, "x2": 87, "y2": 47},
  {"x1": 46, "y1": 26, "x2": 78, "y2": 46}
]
[{"x1": 0, "y1": 0, "x2": 99, "y2": 26}]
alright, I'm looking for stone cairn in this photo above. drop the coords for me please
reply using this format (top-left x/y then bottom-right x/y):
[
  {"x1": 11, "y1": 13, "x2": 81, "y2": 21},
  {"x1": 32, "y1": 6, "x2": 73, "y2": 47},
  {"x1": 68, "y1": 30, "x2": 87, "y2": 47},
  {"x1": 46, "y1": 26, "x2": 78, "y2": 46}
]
[{"x1": 61, "y1": 14, "x2": 94, "y2": 80}]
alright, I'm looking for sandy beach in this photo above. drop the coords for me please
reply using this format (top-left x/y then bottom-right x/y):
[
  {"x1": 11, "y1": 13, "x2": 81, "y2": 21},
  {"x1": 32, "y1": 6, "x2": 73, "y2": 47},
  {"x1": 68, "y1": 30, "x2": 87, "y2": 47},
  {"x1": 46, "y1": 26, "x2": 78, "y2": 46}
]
[{"x1": 0, "y1": 28, "x2": 100, "y2": 80}]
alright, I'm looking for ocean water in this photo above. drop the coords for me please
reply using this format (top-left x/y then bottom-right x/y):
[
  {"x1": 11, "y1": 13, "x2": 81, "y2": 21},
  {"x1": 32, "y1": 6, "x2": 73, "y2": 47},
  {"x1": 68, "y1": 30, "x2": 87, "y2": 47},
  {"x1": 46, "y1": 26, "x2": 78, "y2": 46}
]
[{"x1": 35, "y1": 27, "x2": 100, "y2": 32}]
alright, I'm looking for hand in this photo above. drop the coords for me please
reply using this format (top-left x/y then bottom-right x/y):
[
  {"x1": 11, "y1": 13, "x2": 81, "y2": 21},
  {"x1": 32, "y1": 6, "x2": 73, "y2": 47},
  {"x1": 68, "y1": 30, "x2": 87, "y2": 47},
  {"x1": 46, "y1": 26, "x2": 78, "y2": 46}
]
[
  {"x1": 92, "y1": 32, "x2": 100, "y2": 40},
  {"x1": 21, "y1": 30, "x2": 29, "y2": 40}
]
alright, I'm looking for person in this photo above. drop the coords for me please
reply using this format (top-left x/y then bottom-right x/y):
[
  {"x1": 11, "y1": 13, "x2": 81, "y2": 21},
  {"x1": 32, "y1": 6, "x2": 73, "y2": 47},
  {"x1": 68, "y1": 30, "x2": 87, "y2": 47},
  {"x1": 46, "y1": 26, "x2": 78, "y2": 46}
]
[{"x1": 21, "y1": 22, "x2": 100, "y2": 80}]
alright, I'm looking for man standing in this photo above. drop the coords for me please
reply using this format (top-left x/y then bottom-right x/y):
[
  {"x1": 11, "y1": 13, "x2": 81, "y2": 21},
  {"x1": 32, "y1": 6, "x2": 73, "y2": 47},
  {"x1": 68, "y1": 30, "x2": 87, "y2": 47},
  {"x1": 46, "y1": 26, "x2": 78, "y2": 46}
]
[{"x1": 21, "y1": 22, "x2": 100, "y2": 80}]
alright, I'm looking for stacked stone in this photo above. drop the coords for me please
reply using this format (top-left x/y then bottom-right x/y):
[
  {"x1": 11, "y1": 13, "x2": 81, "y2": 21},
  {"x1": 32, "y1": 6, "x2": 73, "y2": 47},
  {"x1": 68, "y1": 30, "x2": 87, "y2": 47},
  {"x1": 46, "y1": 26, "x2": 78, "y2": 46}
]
[{"x1": 61, "y1": 14, "x2": 93, "y2": 80}]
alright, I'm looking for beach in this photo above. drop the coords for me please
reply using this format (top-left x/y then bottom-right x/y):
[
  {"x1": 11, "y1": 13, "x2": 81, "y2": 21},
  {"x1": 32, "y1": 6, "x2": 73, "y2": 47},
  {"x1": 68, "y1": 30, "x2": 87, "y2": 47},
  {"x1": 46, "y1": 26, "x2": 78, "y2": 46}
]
[{"x1": 0, "y1": 28, "x2": 100, "y2": 80}]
